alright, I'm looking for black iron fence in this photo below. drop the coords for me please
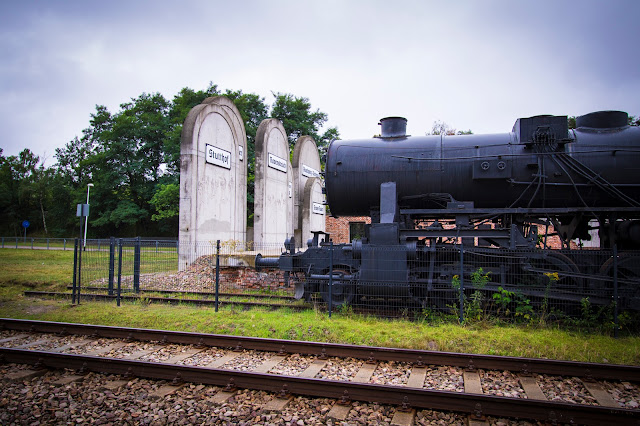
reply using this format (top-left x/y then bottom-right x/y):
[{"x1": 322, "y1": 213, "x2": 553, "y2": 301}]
[
  {"x1": 0, "y1": 237, "x2": 177, "y2": 251},
  {"x1": 70, "y1": 237, "x2": 639, "y2": 331}
]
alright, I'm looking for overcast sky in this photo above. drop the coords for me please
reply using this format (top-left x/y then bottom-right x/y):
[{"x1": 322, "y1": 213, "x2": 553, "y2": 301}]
[{"x1": 1, "y1": 0, "x2": 639, "y2": 165}]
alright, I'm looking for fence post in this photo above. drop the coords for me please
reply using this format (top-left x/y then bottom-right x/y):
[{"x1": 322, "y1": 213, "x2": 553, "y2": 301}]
[
  {"x1": 117, "y1": 239, "x2": 123, "y2": 307},
  {"x1": 328, "y1": 241, "x2": 333, "y2": 318},
  {"x1": 47, "y1": 239, "x2": 49, "y2": 250},
  {"x1": 77, "y1": 214, "x2": 84, "y2": 305},
  {"x1": 133, "y1": 237, "x2": 141, "y2": 293},
  {"x1": 215, "y1": 240, "x2": 220, "y2": 312},
  {"x1": 108, "y1": 237, "x2": 115, "y2": 296},
  {"x1": 15, "y1": 237, "x2": 18, "y2": 249},
  {"x1": 613, "y1": 244, "x2": 619, "y2": 338},
  {"x1": 72, "y1": 239, "x2": 79, "y2": 304},
  {"x1": 63, "y1": 239, "x2": 66, "y2": 250},
  {"x1": 31, "y1": 238, "x2": 34, "y2": 249},
  {"x1": 459, "y1": 244, "x2": 465, "y2": 323}
]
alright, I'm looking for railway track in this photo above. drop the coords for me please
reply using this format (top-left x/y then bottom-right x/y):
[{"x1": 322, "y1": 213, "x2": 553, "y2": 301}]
[
  {"x1": 1, "y1": 318, "x2": 638, "y2": 425},
  {"x1": 24, "y1": 291, "x2": 307, "y2": 311}
]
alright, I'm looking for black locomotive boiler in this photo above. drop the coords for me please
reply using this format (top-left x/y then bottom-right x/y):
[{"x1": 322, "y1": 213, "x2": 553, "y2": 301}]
[{"x1": 256, "y1": 110, "x2": 640, "y2": 311}]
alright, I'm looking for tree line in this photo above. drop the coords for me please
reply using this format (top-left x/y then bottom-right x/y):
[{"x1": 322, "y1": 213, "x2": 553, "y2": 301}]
[{"x1": 0, "y1": 84, "x2": 338, "y2": 238}]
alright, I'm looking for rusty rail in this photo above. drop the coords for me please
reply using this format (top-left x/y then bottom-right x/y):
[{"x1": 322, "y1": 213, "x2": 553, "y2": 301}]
[
  {"x1": 0, "y1": 347, "x2": 638, "y2": 425},
  {"x1": 1, "y1": 318, "x2": 638, "y2": 382}
]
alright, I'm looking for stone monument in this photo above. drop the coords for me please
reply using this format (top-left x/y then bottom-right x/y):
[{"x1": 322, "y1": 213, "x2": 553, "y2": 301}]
[
  {"x1": 253, "y1": 118, "x2": 294, "y2": 246},
  {"x1": 179, "y1": 96, "x2": 247, "y2": 267},
  {"x1": 292, "y1": 136, "x2": 325, "y2": 246}
]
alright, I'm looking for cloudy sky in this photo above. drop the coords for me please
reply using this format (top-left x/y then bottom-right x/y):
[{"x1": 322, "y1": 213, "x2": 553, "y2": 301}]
[{"x1": 1, "y1": 0, "x2": 639, "y2": 165}]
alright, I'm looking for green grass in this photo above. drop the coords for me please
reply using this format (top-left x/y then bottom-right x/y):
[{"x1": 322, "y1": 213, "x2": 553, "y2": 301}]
[
  {"x1": 0, "y1": 249, "x2": 73, "y2": 300},
  {"x1": 1, "y1": 248, "x2": 639, "y2": 365}
]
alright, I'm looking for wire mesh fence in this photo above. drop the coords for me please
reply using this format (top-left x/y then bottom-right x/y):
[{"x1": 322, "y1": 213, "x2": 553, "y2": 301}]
[
  {"x1": 1, "y1": 237, "x2": 75, "y2": 250},
  {"x1": 72, "y1": 237, "x2": 639, "y2": 330}
]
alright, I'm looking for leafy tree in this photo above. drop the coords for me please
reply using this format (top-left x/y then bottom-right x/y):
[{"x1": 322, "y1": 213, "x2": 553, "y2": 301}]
[
  {"x1": 270, "y1": 92, "x2": 339, "y2": 156},
  {"x1": 150, "y1": 183, "x2": 179, "y2": 222},
  {"x1": 427, "y1": 120, "x2": 473, "y2": 135},
  {"x1": 0, "y1": 149, "x2": 54, "y2": 236}
]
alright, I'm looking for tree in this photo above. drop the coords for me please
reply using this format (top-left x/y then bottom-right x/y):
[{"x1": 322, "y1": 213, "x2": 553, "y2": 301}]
[
  {"x1": 427, "y1": 120, "x2": 473, "y2": 135},
  {"x1": 270, "y1": 92, "x2": 339, "y2": 156},
  {"x1": 0, "y1": 149, "x2": 54, "y2": 236}
]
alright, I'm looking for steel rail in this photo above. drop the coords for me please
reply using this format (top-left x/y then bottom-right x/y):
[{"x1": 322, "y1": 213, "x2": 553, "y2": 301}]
[
  {"x1": 22, "y1": 292, "x2": 306, "y2": 310},
  {"x1": 0, "y1": 348, "x2": 637, "y2": 425},
  {"x1": 1, "y1": 318, "x2": 638, "y2": 382},
  {"x1": 64, "y1": 286, "x2": 296, "y2": 300}
]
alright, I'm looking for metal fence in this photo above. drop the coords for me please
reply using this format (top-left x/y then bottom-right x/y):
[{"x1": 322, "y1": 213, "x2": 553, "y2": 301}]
[
  {"x1": 0, "y1": 237, "x2": 177, "y2": 251},
  {"x1": 72, "y1": 237, "x2": 288, "y2": 308},
  {"x1": 71, "y1": 237, "x2": 639, "y2": 331}
]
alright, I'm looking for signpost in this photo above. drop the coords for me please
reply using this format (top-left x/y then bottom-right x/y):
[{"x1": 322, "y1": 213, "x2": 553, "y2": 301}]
[
  {"x1": 22, "y1": 220, "x2": 29, "y2": 242},
  {"x1": 73, "y1": 204, "x2": 90, "y2": 304}
]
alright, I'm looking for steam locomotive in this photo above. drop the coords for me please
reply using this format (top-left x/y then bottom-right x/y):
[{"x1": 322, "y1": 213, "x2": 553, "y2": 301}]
[{"x1": 256, "y1": 110, "x2": 640, "y2": 311}]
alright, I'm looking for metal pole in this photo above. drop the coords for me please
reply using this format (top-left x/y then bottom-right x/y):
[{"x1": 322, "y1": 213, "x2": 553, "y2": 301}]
[
  {"x1": 72, "y1": 239, "x2": 78, "y2": 304},
  {"x1": 459, "y1": 244, "x2": 464, "y2": 323},
  {"x1": 613, "y1": 244, "x2": 619, "y2": 338},
  {"x1": 83, "y1": 183, "x2": 93, "y2": 250},
  {"x1": 133, "y1": 236, "x2": 141, "y2": 293},
  {"x1": 215, "y1": 240, "x2": 220, "y2": 312},
  {"x1": 117, "y1": 239, "x2": 123, "y2": 307},
  {"x1": 328, "y1": 241, "x2": 333, "y2": 318},
  {"x1": 108, "y1": 237, "x2": 115, "y2": 296},
  {"x1": 77, "y1": 216, "x2": 84, "y2": 305}
]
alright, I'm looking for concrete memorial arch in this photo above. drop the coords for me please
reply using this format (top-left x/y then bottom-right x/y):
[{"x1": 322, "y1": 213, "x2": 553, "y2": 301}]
[
  {"x1": 292, "y1": 136, "x2": 325, "y2": 246},
  {"x1": 253, "y1": 118, "x2": 294, "y2": 246},
  {"x1": 178, "y1": 96, "x2": 247, "y2": 268}
]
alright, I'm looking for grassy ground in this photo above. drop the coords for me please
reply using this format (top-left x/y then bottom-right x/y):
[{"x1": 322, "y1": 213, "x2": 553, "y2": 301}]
[{"x1": 1, "y1": 248, "x2": 639, "y2": 365}]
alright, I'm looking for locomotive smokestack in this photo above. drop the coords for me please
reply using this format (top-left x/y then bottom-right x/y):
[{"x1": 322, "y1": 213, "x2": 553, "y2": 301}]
[{"x1": 379, "y1": 117, "x2": 407, "y2": 138}]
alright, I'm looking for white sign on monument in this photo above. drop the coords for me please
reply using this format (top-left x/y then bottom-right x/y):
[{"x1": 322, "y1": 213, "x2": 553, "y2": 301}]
[
  {"x1": 268, "y1": 153, "x2": 288, "y2": 173},
  {"x1": 205, "y1": 144, "x2": 231, "y2": 169}
]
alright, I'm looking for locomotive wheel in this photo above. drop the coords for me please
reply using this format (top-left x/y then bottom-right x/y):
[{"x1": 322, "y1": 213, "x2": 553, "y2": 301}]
[
  {"x1": 320, "y1": 268, "x2": 354, "y2": 308},
  {"x1": 523, "y1": 252, "x2": 583, "y2": 290},
  {"x1": 542, "y1": 252, "x2": 582, "y2": 290},
  {"x1": 599, "y1": 253, "x2": 640, "y2": 291}
]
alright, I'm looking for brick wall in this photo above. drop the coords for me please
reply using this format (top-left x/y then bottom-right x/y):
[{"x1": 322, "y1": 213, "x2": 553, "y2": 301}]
[{"x1": 325, "y1": 216, "x2": 372, "y2": 243}]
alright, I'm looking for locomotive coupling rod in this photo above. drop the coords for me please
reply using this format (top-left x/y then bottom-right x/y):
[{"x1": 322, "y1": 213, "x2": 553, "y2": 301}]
[{"x1": 309, "y1": 273, "x2": 354, "y2": 281}]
